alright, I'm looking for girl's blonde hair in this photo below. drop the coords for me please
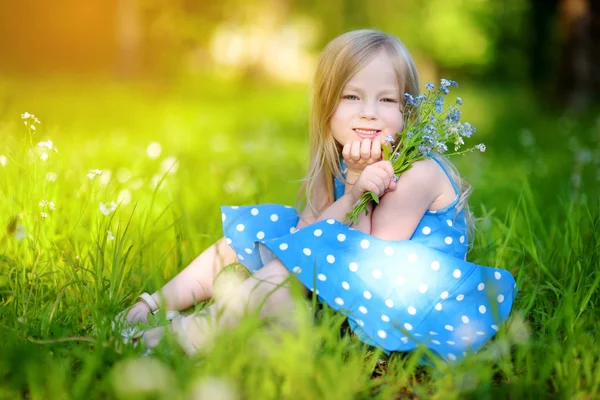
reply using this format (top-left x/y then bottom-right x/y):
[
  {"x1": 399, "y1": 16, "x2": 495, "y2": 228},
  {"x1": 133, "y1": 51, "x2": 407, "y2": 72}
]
[{"x1": 299, "y1": 29, "x2": 473, "y2": 232}]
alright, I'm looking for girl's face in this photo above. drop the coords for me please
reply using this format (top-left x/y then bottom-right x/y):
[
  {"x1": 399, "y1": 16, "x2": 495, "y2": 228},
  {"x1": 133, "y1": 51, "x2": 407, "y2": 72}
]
[{"x1": 330, "y1": 51, "x2": 403, "y2": 147}]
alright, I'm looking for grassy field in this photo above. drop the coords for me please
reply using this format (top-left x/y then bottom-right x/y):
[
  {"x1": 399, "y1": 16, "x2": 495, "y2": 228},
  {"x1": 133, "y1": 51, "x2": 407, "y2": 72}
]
[{"x1": 0, "y1": 75, "x2": 599, "y2": 399}]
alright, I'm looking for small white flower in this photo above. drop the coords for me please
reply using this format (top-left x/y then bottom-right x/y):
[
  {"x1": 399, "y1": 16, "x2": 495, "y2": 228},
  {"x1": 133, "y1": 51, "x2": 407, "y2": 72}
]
[
  {"x1": 39, "y1": 200, "x2": 48, "y2": 207},
  {"x1": 21, "y1": 112, "x2": 31, "y2": 119},
  {"x1": 40, "y1": 153, "x2": 48, "y2": 161},
  {"x1": 48, "y1": 201, "x2": 55, "y2": 210},
  {"x1": 0, "y1": 155, "x2": 6, "y2": 167},
  {"x1": 30, "y1": 125, "x2": 36, "y2": 131},
  {"x1": 40, "y1": 212, "x2": 48, "y2": 219},
  {"x1": 107, "y1": 230, "x2": 115, "y2": 241},
  {"x1": 475, "y1": 143, "x2": 486, "y2": 153},
  {"x1": 87, "y1": 169, "x2": 103, "y2": 179},
  {"x1": 37, "y1": 140, "x2": 55, "y2": 151},
  {"x1": 46, "y1": 172, "x2": 57, "y2": 181},
  {"x1": 99, "y1": 201, "x2": 117, "y2": 216}
]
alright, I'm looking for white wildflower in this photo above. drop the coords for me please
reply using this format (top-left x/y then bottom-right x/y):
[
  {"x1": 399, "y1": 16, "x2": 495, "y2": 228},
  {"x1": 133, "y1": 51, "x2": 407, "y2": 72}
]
[
  {"x1": 46, "y1": 172, "x2": 57, "y2": 181},
  {"x1": 107, "y1": 230, "x2": 115, "y2": 241},
  {"x1": 0, "y1": 155, "x2": 7, "y2": 167},
  {"x1": 99, "y1": 201, "x2": 117, "y2": 216},
  {"x1": 40, "y1": 212, "x2": 48, "y2": 219},
  {"x1": 40, "y1": 153, "x2": 48, "y2": 161},
  {"x1": 87, "y1": 169, "x2": 103, "y2": 179},
  {"x1": 475, "y1": 143, "x2": 486, "y2": 153},
  {"x1": 146, "y1": 142, "x2": 162, "y2": 159},
  {"x1": 37, "y1": 140, "x2": 57, "y2": 152},
  {"x1": 21, "y1": 112, "x2": 31, "y2": 119}
]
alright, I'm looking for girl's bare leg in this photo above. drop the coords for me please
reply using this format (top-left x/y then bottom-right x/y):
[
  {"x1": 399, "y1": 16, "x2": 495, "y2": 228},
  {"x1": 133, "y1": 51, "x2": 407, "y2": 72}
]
[
  {"x1": 151, "y1": 236, "x2": 237, "y2": 311},
  {"x1": 145, "y1": 258, "x2": 299, "y2": 353}
]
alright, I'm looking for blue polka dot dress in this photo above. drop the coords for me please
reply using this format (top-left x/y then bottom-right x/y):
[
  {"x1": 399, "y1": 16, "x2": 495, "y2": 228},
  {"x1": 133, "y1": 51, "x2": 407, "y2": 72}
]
[{"x1": 221, "y1": 156, "x2": 517, "y2": 363}]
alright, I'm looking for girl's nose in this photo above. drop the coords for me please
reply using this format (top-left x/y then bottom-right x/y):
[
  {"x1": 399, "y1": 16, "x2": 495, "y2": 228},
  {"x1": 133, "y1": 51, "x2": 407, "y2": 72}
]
[{"x1": 359, "y1": 101, "x2": 378, "y2": 120}]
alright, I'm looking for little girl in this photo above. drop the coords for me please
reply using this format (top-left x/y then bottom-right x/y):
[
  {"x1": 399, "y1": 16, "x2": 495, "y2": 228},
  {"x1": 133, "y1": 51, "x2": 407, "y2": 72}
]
[{"x1": 118, "y1": 29, "x2": 517, "y2": 362}]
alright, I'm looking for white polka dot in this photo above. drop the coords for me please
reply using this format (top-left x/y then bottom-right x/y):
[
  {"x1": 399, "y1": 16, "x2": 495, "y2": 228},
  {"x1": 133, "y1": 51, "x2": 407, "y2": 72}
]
[
  {"x1": 476, "y1": 331, "x2": 485, "y2": 336},
  {"x1": 363, "y1": 291, "x2": 372, "y2": 300},
  {"x1": 422, "y1": 226, "x2": 431, "y2": 235},
  {"x1": 429, "y1": 331, "x2": 438, "y2": 335},
  {"x1": 400, "y1": 337, "x2": 408, "y2": 343},
  {"x1": 462, "y1": 316, "x2": 470, "y2": 323},
  {"x1": 381, "y1": 315, "x2": 390, "y2": 322},
  {"x1": 317, "y1": 274, "x2": 326, "y2": 281},
  {"x1": 231, "y1": 206, "x2": 239, "y2": 209},
  {"x1": 236, "y1": 224, "x2": 245, "y2": 232},
  {"x1": 435, "y1": 303, "x2": 442, "y2": 311},
  {"x1": 456, "y1": 294, "x2": 464, "y2": 301},
  {"x1": 403, "y1": 323, "x2": 413, "y2": 331},
  {"x1": 385, "y1": 299, "x2": 394, "y2": 308},
  {"x1": 315, "y1": 289, "x2": 320, "y2": 295},
  {"x1": 453, "y1": 269, "x2": 461, "y2": 278},
  {"x1": 313, "y1": 229, "x2": 322, "y2": 237},
  {"x1": 445, "y1": 237, "x2": 453, "y2": 245},
  {"x1": 479, "y1": 305, "x2": 487, "y2": 314},
  {"x1": 349, "y1": 262, "x2": 358, "y2": 272},
  {"x1": 270, "y1": 214, "x2": 279, "y2": 222},
  {"x1": 372, "y1": 269, "x2": 382, "y2": 279},
  {"x1": 326, "y1": 255, "x2": 335, "y2": 263},
  {"x1": 237, "y1": 254, "x2": 244, "y2": 261},
  {"x1": 326, "y1": 219, "x2": 335, "y2": 224},
  {"x1": 334, "y1": 297, "x2": 344, "y2": 305},
  {"x1": 360, "y1": 239, "x2": 370, "y2": 249},
  {"x1": 440, "y1": 291, "x2": 449, "y2": 299},
  {"x1": 431, "y1": 261, "x2": 440, "y2": 271},
  {"x1": 251, "y1": 208, "x2": 259, "y2": 216},
  {"x1": 342, "y1": 281, "x2": 350, "y2": 290},
  {"x1": 377, "y1": 330, "x2": 387, "y2": 339},
  {"x1": 448, "y1": 353, "x2": 457, "y2": 361},
  {"x1": 491, "y1": 324, "x2": 499, "y2": 331},
  {"x1": 408, "y1": 306, "x2": 416, "y2": 315},
  {"x1": 495, "y1": 271, "x2": 502, "y2": 280},
  {"x1": 430, "y1": 210, "x2": 437, "y2": 214},
  {"x1": 497, "y1": 294, "x2": 505, "y2": 303},
  {"x1": 226, "y1": 238, "x2": 232, "y2": 245},
  {"x1": 244, "y1": 248, "x2": 253, "y2": 254},
  {"x1": 290, "y1": 227, "x2": 297, "y2": 234},
  {"x1": 337, "y1": 234, "x2": 346, "y2": 242},
  {"x1": 407, "y1": 253, "x2": 418, "y2": 262},
  {"x1": 431, "y1": 340, "x2": 441, "y2": 345},
  {"x1": 279, "y1": 243, "x2": 288, "y2": 250},
  {"x1": 446, "y1": 219, "x2": 453, "y2": 227},
  {"x1": 478, "y1": 282, "x2": 485, "y2": 291},
  {"x1": 418, "y1": 284, "x2": 428, "y2": 294},
  {"x1": 256, "y1": 231, "x2": 265, "y2": 240},
  {"x1": 292, "y1": 266, "x2": 301, "y2": 274},
  {"x1": 460, "y1": 235, "x2": 465, "y2": 243},
  {"x1": 356, "y1": 320, "x2": 365, "y2": 327},
  {"x1": 303, "y1": 248, "x2": 312, "y2": 256},
  {"x1": 358, "y1": 306, "x2": 368, "y2": 314},
  {"x1": 445, "y1": 325, "x2": 454, "y2": 331},
  {"x1": 396, "y1": 276, "x2": 405, "y2": 285},
  {"x1": 221, "y1": 213, "x2": 226, "y2": 221},
  {"x1": 384, "y1": 246, "x2": 394, "y2": 256},
  {"x1": 447, "y1": 340, "x2": 456, "y2": 345}
]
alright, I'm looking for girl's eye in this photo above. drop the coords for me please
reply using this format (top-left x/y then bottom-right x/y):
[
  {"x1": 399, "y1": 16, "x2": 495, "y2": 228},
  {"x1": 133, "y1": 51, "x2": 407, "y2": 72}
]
[
  {"x1": 342, "y1": 95, "x2": 359, "y2": 100},
  {"x1": 382, "y1": 98, "x2": 398, "y2": 103}
]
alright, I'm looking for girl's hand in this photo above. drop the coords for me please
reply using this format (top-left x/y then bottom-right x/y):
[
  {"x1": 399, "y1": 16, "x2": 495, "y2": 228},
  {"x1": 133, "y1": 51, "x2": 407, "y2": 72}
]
[
  {"x1": 342, "y1": 137, "x2": 384, "y2": 175},
  {"x1": 122, "y1": 301, "x2": 152, "y2": 324},
  {"x1": 348, "y1": 161, "x2": 397, "y2": 203}
]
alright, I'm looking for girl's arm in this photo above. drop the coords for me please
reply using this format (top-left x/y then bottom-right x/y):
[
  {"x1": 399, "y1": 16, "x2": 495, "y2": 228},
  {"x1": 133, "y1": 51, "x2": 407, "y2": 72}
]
[{"x1": 370, "y1": 158, "x2": 442, "y2": 240}]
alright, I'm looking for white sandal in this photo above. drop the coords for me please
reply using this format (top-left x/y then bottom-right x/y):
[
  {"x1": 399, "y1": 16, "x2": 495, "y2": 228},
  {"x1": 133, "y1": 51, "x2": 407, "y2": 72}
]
[{"x1": 113, "y1": 292, "x2": 181, "y2": 343}]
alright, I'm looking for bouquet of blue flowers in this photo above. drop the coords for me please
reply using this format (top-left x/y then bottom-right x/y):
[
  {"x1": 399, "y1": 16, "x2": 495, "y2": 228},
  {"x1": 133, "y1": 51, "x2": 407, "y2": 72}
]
[{"x1": 344, "y1": 79, "x2": 486, "y2": 225}]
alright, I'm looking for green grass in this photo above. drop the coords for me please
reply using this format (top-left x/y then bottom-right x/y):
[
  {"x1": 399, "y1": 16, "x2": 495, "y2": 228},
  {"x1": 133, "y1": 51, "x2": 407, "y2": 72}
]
[{"x1": 0, "y1": 75, "x2": 599, "y2": 399}]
